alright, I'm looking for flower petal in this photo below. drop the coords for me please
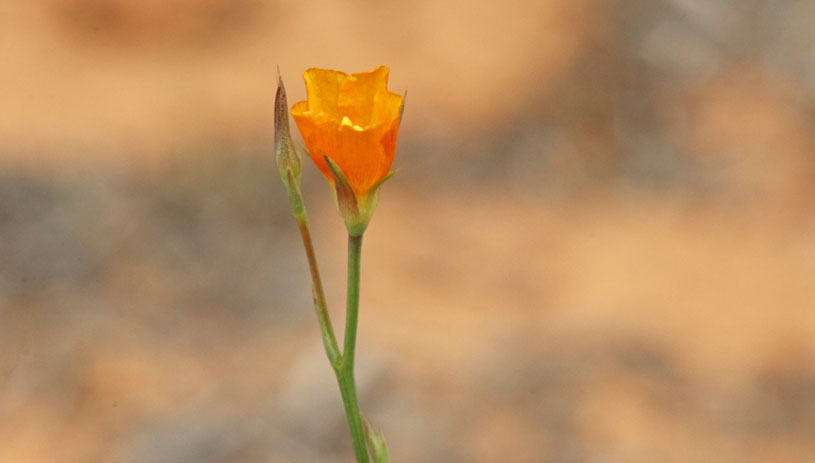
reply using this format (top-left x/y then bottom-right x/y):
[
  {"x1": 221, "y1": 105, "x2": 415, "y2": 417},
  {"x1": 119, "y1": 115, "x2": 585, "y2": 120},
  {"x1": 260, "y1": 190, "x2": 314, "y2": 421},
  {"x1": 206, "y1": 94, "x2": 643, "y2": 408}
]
[
  {"x1": 338, "y1": 66, "x2": 390, "y2": 126},
  {"x1": 291, "y1": 66, "x2": 402, "y2": 196},
  {"x1": 303, "y1": 68, "x2": 343, "y2": 118}
]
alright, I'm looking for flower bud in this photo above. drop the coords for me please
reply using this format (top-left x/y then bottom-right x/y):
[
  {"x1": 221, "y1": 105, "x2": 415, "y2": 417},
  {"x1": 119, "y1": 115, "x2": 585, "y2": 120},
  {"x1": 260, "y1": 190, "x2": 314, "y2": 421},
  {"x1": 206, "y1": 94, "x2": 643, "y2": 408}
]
[{"x1": 275, "y1": 69, "x2": 302, "y2": 190}]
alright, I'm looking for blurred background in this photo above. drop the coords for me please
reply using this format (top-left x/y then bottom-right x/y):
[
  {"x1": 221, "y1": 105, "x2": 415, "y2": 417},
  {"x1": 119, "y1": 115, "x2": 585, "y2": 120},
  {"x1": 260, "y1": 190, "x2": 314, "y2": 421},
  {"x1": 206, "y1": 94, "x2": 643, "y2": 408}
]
[{"x1": 1, "y1": 0, "x2": 814, "y2": 461}]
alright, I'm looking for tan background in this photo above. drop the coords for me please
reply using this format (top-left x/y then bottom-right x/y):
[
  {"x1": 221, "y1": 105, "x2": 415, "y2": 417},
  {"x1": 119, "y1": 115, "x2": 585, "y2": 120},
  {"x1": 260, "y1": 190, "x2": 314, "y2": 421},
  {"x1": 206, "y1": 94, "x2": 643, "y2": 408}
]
[{"x1": 1, "y1": 0, "x2": 814, "y2": 461}]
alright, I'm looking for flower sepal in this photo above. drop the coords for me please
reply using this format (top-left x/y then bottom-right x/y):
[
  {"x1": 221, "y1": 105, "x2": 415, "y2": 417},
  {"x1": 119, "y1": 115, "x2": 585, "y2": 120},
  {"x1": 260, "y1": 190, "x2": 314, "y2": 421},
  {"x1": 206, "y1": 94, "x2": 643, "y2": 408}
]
[{"x1": 323, "y1": 155, "x2": 396, "y2": 236}]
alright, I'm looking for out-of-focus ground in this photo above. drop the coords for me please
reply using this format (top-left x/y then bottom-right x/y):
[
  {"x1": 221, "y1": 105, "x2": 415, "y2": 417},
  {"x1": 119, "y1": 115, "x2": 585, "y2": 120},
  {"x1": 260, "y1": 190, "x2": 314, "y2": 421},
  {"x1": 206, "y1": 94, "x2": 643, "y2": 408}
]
[{"x1": 1, "y1": 0, "x2": 814, "y2": 462}]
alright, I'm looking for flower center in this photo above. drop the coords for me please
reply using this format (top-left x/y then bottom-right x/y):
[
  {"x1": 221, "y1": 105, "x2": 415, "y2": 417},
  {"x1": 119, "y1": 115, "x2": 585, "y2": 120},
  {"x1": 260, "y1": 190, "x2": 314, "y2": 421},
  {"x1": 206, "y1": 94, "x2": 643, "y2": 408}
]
[{"x1": 341, "y1": 116, "x2": 364, "y2": 132}]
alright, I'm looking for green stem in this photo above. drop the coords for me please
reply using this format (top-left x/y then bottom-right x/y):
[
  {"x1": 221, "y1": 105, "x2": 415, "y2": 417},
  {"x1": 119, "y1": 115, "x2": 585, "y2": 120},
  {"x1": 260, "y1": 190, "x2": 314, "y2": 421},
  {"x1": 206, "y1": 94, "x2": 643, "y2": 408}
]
[
  {"x1": 335, "y1": 364, "x2": 368, "y2": 463},
  {"x1": 295, "y1": 216, "x2": 341, "y2": 365},
  {"x1": 344, "y1": 234, "x2": 363, "y2": 369},
  {"x1": 335, "y1": 233, "x2": 368, "y2": 463},
  {"x1": 291, "y1": 197, "x2": 368, "y2": 462}
]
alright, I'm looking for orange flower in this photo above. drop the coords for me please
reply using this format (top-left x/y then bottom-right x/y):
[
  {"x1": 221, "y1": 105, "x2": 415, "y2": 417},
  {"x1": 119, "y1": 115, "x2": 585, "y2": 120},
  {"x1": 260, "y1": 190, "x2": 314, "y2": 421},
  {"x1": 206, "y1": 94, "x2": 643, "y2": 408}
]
[{"x1": 291, "y1": 66, "x2": 402, "y2": 198}]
